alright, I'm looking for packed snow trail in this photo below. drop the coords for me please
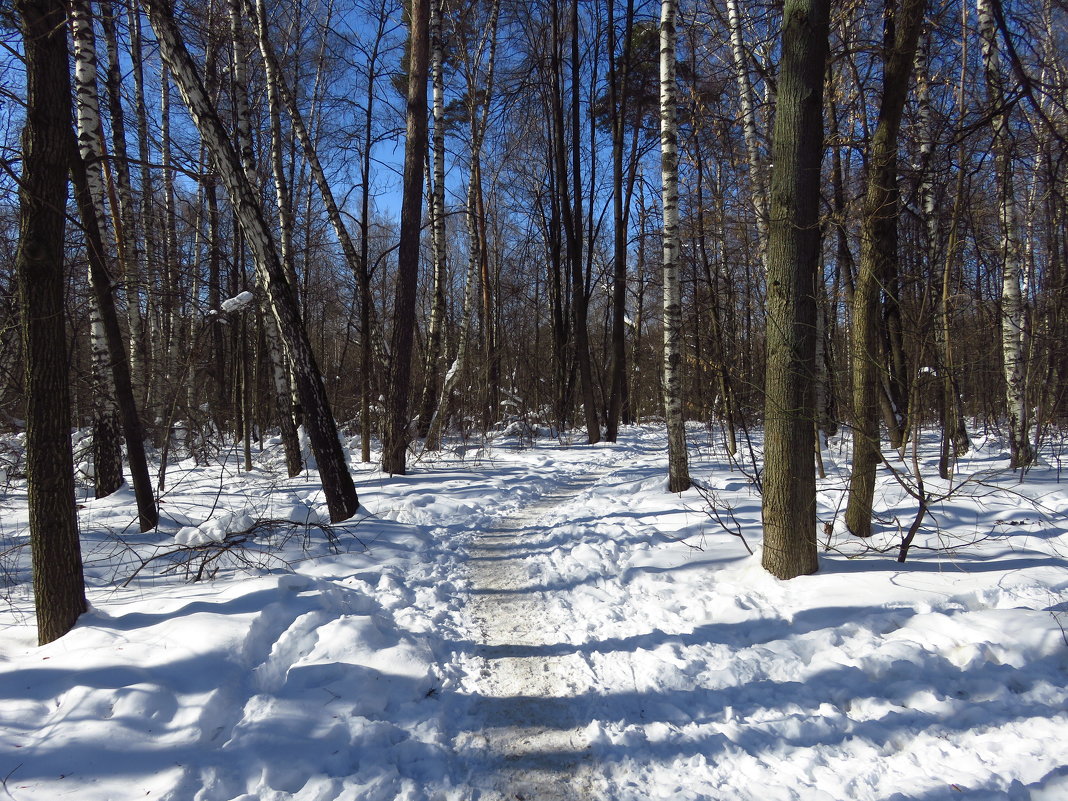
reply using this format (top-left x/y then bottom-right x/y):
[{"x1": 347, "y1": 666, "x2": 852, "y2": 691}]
[{"x1": 453, "y1": 478, "x2": 606, "y2": 800}]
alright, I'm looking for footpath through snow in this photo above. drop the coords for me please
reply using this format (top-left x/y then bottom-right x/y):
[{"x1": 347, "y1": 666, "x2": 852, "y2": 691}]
[
  {"x1": 451, "y1": 475, "x2": 607, "y2": 800},
  {"x1": 1, "y1": 424, "x2": 1068, "y2": 799}
]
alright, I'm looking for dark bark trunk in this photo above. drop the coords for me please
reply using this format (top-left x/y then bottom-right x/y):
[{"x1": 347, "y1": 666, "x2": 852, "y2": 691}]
[
  {"x1": 17, "y1": 0, "x2": 87, "y2": 645},
  {"x1": 845, "y1": 0, "x2": 925, "y2": 539},
  {"x1": 70, "y1": 142, "x2": 160, "y2": 532},
  {"x1": 382, "y1": 0, "x2": 430, "y2": 475},
  {"x1": 760, "y1": 0, "x2": 830, "y2": 579},
  {"x1": 605, "y1": 0, "x2": 634, "y2": 442},
  {"x1": 570, "y1": 0, "x2": 600, "y2": 444}
]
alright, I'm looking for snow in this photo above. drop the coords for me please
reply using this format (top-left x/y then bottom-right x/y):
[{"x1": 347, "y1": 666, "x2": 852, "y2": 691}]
[
  {"x1": 1, "y1": 424, "x2": 1067, "y2": 800},
  {"x1": 219, "y1": 291, "x2": 256, "y2": 315}
]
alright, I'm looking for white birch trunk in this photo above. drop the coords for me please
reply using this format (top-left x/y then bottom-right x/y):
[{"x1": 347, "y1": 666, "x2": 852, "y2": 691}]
[
  {"x1": 424, "y1": 184, "x2": 481, "y2": 448},
  {"x1": 977, "y1": 0, "x2": 1034, "y2": 467},
  {"x1": 71, "y1": 0, "x2": 124, "y2": 496},
  {"x1": 660, "y1": 0, "x2": 690, "y2": 492},
  {"x1": 726, "y1": 0, "x2": 769, "y2": 266},
  {"x1": 423, "y1": 0, "x2": 499, "y2": 448}
]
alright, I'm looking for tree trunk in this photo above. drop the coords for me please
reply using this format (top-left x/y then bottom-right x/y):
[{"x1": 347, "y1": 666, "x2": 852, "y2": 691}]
[
  {"x1": 143, "y1": 0, "x2": 359, "y2": 521},
  {"x1": 230, "y1": 0, "x2": 302, "y2": 477},
  {"x1": 977, "y1": 0, "x2": 1034, "y2": 469},
  {"x1": 760, "y1": 0, "x2": 830, "y2": 579},
  {"x1": 129, "y1": 2, "x2": 160, "y2": 411},
  {"x1": 100, "y1": 0, "x2": 147, "y2": 409},
  {"x1": 71, "y1": 0, "x2": 124, "y2": 499},
  {"x1": 417, "y1": 0, "x2": 448, "y2": 442},
  {"x1": 354, "y1": 4, "x2": 390, "y2": 463},
  {"x1": 660, "y1": 0, "x2": 689, "y2": 492},
  {"x1": 605, "y1": 0, "x2": 634, "y2": 442},
  {"x1": 72, "y1": 0, "x2": 157, "y2": 529},
  {"x1": 844, "y1": 0, "x2": 925, "y2": 539},
  {"x1": 570, "y1": 0, "x2": 599, "y2": 444},
  {"x1": 382, "y1": 0, "x2": 430, "y2": 475},
  {"x1": 726, "y1": 0, "x2": 769, "y2": 266},
  {"x1": 71, "y1": 142, "x2": 161, "y2": 532},
  {"x1": 920, "y1": 28, "x2": 971, "y2": 478},
  {"x1": 17, "y1": 0, "x2": 87, "y2": 645}
]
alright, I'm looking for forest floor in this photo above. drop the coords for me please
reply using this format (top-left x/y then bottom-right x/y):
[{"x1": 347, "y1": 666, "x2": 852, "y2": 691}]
[{"x1": 1, "y1": 423, "x2": 1067, "y2": 800}]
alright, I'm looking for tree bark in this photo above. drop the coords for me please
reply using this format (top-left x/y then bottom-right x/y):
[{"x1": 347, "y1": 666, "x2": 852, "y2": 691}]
[
  {"x1": 844, "y1": 0, "x2": 925, "y2": 539},
  {"x1": 72, "y1": 0, "x2": 158, "y2": 529},
  {"x1": 760, "y1": 0, "x2": 830, "y2": 579},
  {"x1": 99, "y1": 0, "x2": 148, "y2": 409},
  {"x1": 71, "y1": 142, "x2": 161, "y2": 533},
  {"x1": 129, "y1": 3, "x2": 160, "y2": 411},
  {"x1": 605, "y1": 0, "x2": 634, "y2": 442},
  {"x1": 382, "y1": 0, "x2": 430, "y2": 475},
  {"x1": 570, "y1": 0, "x2": 599, "y2": 444},
  {"x1": 977, "y1": 0, "x2": 1034, "y2": 469},
  {"x1": 417, "y1": 0, "x2": 448, "y2": 442},
  {"x1": 660, "y1": 0, "x2": 690, "y2": 492},
  {"x1": 70, "y1": 0, "x2": 124, "y2": 499},
  {"x1": 17, "y1": 0, "x2": 87, "y2": 645},
  {"x1": 726, "y1": 0, "x2": 769, "y2": 267}
]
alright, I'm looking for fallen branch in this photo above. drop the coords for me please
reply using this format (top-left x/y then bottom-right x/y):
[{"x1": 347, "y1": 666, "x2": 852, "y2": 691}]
[{"x1": 123, "y1": 518, "x2": 363, "y2": 585}]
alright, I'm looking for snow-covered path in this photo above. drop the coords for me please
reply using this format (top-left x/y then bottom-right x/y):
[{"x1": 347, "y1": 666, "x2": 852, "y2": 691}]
[{"x1": 453, "y1": 479, "x2": 604, "y2": 800}]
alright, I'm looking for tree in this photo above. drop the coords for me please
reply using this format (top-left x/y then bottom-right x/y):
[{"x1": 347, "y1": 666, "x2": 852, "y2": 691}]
[
  {"x1": 17, "y1": 0, "x2": 87, "y2": 644},
  {"x1": 760, "y1": 0, "x2": 830, "y2": 579},
  {"x1": 99, "y1": 0, "x2": 148, "y2": 410},
  {"x1": 416, "y1": 0, "x2": 448, "y2": 444},
  {"x1": 70, "y1": 0, "x2": 159, "y2": 532},
  {"x1": 844, "y1": 0, "x2": 926, "y2": 539},
  {"x1": 605, "y1": 0, "x2": 635, "y2": 442},
  {"x1": 382, "y1": 0, "x2": 430, "y2": 475},
  {"x1": 425, "y1": 0, "x2": 501, "y2": 449},
  {"x1": 229, "y1": 0, "x2": 303, "y2": 479},
  {"x1": 70, "y1": 0, "x2": 124, "y2": 499},
  {"x1": 725, "y1": 0, "x2": 769, "y2": 266},
  {"x1": 142, "y1": 0, "x2": 360, "y2": 522},
  {"x1": 549, "y1": 0, "x2": 599, "y2": 445},
  {"x1": 660, "y1": 0, "x2": 689, "y2": 492},
  {"x1": 977, "y1": 0, "x2": 1034, "y2": 469}
]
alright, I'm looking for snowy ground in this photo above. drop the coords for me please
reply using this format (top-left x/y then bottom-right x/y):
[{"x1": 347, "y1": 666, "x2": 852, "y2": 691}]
[{"x1": 1, "y1": 424, "x2": 1067, "y2": 800}]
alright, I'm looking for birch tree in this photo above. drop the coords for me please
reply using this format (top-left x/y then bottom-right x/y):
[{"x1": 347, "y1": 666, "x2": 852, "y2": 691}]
[
  {"x1": 416, "y1": 0, "x2": 448, "y2": 443},
  {"x1": 660, "y1": 0, "x2": 689, "y2": 492},
  {"x1": 228, "y1": 0, "x2": 303, "y2": 478},
  {"x1": 424, "y1": 0, "x2": 500, "y2": 449},
  {"x1": 725, "y1": 0, "x2": 769, "y2": 265},
  {"x1": 71, "y1": 0, "x2": 158, "y2": 531},
  {"x1": 70, "y1": 0, "x2": 123, "y2": 498},
  {"x1": 977, "y1": 0, "x2": 1034, "y2": 468}
]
